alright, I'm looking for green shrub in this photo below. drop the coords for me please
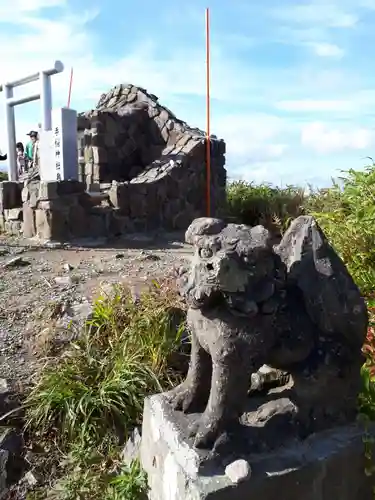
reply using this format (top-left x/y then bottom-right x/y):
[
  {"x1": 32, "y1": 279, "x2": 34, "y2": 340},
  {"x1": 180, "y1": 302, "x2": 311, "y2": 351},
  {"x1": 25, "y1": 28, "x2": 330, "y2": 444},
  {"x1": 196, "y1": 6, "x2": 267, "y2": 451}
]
[
  {"x1": 227, "y1": 166, "x2": 375, "y2": 295},
  {"x1": 226, "y1": 180, "x2": 305, "y2": 233},
  {"x1": 309, "y1": 166, "x2": 375, "y2": 295},
  {"x1": 0, "y1": 171, "x2": 7, "y2": 182}
]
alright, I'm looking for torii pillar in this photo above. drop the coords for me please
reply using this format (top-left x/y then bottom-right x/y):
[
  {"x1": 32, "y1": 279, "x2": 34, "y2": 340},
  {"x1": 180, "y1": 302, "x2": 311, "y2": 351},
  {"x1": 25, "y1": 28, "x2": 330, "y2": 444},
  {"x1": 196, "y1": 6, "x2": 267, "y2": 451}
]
[{"x1": 1, "y1": 61, "x2": 64, "y2": 181}]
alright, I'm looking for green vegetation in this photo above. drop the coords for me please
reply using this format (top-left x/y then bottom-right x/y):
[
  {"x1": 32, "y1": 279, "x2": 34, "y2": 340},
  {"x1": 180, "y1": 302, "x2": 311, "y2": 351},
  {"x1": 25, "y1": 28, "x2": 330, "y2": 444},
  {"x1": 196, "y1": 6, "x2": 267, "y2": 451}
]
[
  {"x1": 226, "y1": 164, "x2": 375, "y2": 424},
  {"x1": 24, "y1": 282, "x2": 186, "y2": 499},
  {"x1": 22, "y1": 161, "x2": 375, "y2": 498},
  {"x1": 0, "y1": 171, "x2": 8, "y2": 182},
  {"x1": 226, "y1": 167, "x2": 375, "y2": 294},
  {"x1": 227, "y1": 180, "x2": 305, "y2": 232}
]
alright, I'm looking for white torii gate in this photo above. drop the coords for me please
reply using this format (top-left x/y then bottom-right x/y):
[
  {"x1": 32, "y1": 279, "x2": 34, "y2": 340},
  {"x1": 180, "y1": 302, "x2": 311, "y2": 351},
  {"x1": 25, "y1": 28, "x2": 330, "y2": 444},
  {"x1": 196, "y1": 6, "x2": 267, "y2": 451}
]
[{"x1": 1, "y1": 61, "x2": 64, "y2": 181}]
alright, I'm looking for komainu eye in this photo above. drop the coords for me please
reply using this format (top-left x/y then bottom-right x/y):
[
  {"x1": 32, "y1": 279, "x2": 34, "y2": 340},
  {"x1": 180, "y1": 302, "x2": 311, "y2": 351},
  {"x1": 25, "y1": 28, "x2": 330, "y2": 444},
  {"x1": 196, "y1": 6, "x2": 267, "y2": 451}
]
[{"x1": 199, "y1": 247, "x2": 213, "y2": 259}]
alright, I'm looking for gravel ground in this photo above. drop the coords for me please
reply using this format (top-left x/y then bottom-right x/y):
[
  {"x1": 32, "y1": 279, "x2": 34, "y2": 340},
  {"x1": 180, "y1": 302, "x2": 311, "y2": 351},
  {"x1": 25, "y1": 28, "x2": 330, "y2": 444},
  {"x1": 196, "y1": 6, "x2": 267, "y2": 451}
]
[{"x1": 0, "y1": 232, "x2": 192, "y2": 389}]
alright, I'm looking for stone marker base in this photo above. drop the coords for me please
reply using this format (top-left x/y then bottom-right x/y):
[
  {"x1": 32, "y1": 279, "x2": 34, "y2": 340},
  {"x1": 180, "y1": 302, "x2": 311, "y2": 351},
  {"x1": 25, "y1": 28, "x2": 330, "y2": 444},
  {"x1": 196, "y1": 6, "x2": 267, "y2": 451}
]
[{"x1": 141, "y1": 394, "x2": 375, "y2": 500}]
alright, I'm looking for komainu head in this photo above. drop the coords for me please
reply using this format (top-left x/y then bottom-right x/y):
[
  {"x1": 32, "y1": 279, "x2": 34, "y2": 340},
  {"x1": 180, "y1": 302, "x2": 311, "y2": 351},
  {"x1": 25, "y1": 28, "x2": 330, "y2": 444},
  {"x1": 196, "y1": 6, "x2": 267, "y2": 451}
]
[{"x1": 179, "y1": 218, "x2": 285, "y2": 314}]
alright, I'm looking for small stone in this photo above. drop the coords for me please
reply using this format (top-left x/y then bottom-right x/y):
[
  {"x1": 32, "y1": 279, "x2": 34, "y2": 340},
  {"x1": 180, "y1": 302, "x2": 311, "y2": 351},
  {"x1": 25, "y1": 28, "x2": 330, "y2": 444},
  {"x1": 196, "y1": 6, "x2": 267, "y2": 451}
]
[
  {"x1": 225, "y1": 459, "x2": 252, "y2": 484},
  {"x1": 54, "y1": 276, "x2": 73, "y2": 286},
  {"x1": 24, "y1": 470, "x2": 38, "y2": 486},
  {"x1": 3, "y1": 256, "x2": 30, "y2": 268},
  {"x1": 115, "y1": 253, "x2": 125, "y2": 259},
  {"x1": 45, "y1": 241, "x2": 64, "y2": 249},
  {"x1": 140, "y1": 253, "x2": 161, "y2": 261},
  {"x1": 63, "y1": 263, "x2": 73, "y2": 272},
  {"x1": 0, "y1": 379, "x2": 8, "y2": 394},
  {"x1": 121, "y1": 427, "x2": 142, "y2": 467}
]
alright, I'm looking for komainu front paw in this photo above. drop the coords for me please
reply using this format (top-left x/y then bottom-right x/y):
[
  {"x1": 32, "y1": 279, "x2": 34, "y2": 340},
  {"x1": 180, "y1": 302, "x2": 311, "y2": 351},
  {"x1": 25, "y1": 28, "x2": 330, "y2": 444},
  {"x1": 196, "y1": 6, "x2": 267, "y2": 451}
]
[
  {"x1": 188, "y1": 414, "x2": 224, "y2": 449},
  {"x1": 164, "y1": 385, "x2": 207, "y2": 413}
]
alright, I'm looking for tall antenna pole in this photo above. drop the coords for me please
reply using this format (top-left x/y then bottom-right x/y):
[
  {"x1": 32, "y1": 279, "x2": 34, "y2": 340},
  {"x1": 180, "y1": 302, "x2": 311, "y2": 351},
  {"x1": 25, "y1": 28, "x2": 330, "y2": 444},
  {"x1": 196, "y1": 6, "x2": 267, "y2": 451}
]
[
  {"x1": 67, "y1": 68, "x2": 73, "y2": 108},
  {"x1": 205, "y1": 7, "x2": 211, "y2": 217}
]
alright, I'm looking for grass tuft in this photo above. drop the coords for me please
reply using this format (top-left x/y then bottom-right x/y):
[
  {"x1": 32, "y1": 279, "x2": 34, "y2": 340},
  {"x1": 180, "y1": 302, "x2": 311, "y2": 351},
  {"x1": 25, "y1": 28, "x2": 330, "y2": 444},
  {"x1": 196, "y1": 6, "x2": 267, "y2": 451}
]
[{"x1": 24, "y1": 280, "x2": 186, "y2": 499}]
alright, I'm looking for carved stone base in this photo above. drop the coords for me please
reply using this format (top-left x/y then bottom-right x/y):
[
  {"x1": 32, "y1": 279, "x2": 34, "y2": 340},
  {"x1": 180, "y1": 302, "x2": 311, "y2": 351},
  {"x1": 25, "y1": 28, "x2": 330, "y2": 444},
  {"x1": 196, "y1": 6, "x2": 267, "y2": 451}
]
[{"x1": 141, "y1": 394, "x2": 375, "y2": 500}]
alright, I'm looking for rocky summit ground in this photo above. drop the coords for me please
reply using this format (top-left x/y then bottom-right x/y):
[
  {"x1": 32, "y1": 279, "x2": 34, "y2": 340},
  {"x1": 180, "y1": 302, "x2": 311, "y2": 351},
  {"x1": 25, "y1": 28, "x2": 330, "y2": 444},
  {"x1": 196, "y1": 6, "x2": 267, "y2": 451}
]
[{"x1": 0, "y1": 232, "x2": 192, "y2": 391}]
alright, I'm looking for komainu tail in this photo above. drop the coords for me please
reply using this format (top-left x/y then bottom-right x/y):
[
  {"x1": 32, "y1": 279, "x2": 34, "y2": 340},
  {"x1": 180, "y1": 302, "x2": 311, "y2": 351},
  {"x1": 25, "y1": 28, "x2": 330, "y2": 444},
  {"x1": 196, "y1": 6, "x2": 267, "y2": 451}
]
[{"x1": 274, "y1": 216, "x2": 368, "y2": 349}]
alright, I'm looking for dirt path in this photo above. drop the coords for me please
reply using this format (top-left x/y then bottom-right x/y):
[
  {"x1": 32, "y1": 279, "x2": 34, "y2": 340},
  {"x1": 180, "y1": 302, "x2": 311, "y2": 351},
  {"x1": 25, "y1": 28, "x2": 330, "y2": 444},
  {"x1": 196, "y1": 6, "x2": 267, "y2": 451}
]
[{"x1": 0, "y1": 233, "x2": 192, "y2": 387}]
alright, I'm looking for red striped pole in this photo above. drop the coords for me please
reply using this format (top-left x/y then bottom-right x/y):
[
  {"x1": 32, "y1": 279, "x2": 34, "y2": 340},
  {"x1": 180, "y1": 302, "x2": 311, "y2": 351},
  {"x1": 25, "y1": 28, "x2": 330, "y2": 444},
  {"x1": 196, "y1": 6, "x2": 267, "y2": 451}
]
[
  {"x1": 205, "y1": 7, "x2": 211, "y2": 217},
  {"x1": 67, "y1": 67, "x2": 73, "y2": 108}
]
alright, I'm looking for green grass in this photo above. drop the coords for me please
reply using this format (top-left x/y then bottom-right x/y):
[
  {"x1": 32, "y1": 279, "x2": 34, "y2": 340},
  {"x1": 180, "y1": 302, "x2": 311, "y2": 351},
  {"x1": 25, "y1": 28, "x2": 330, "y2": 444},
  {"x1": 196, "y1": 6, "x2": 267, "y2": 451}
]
[
  {"x1": 227, "y1": 166, "x2": 375, "y2": 295},
  {"x1": 307, "y1": 167, "x2": 375, "y2": 295},
  {"x1": 24, "y1": 281, "x2": 187, "y2": 499},
  {"x1": 226, "y1": 180, "x2": 305, "y2": 233}
]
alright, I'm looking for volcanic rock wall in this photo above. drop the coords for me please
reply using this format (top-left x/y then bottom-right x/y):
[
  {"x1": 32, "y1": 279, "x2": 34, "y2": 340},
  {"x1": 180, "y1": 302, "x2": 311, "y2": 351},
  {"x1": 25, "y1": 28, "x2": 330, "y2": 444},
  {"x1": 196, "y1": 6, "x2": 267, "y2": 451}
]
[{"x1": 77, "y1": 84, "x2": 227, "y2": 227}]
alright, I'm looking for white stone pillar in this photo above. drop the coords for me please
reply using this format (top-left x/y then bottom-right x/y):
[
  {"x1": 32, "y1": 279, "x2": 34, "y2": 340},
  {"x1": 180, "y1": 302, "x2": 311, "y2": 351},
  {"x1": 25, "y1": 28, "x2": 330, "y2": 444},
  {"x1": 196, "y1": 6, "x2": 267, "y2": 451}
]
[
  {"x1": 4, "y1": 84, "x2": 17, "y2": 181},
  {"x1": 40, "y1": 71, "x2": 53, "y2": 132},
  {"x1": 1, "y1": 61, "x2": 64, "y2": 181}
]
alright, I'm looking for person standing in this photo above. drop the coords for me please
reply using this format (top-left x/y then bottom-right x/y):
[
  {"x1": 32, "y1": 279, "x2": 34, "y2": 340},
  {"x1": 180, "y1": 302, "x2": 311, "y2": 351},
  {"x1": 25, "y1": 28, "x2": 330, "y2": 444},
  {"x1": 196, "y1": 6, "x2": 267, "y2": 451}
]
[
  {"x1": 16, "y1": 142, "x2": 26, "y2": 177},
  {"x1": 25, "y1": 130, "x2": 38, "y2": 168}
]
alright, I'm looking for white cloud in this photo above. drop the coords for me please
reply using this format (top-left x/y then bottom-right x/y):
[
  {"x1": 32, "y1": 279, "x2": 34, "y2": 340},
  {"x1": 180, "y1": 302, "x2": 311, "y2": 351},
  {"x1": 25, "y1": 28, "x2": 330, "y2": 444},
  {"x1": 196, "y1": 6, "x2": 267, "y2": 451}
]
[
  {"x1": 309, "y1": 42, "x2": 344, "y2": 58},
  {"x1": 301, "y1": 122, "x2": 375, "y2": 153},
  {"x1": 271, "y1": 3, "x2": 358, "y2": 28},
  {"x1": 276, "y1": 99, "x2": 353, "y2": 112},
  {"x1": 211, "y1": 113, "x2": 290, "y2": 171},
  {"x1": 0, "y1": 0, "x2": 66, "y2": 22}
]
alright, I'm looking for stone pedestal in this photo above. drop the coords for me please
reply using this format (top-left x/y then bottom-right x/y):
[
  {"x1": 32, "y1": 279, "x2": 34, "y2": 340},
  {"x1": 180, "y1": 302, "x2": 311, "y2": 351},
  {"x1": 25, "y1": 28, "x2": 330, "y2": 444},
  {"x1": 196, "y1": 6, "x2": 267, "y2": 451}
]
[
  {"x1": 141, "y1": 394, "x2": 375, "y2": 500},
  {"x1": 0, "y1": 182, "x2": 22, "y2": 212}
]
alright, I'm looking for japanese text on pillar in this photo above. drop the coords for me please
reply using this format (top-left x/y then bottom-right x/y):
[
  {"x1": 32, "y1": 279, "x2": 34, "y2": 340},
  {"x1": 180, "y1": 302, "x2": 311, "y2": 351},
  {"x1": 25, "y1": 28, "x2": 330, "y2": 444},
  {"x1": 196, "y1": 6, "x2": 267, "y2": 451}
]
[{"x1": 54, "y1": 126, "x2": 61, "y2": 181}]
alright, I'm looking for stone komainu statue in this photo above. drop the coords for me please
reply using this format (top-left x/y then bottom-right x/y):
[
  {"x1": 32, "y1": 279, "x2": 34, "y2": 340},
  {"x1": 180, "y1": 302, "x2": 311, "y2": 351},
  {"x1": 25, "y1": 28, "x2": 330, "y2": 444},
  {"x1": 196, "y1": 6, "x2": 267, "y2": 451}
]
[{"x1": 166, "y1": 216, "x2": 368, "y2": 450}]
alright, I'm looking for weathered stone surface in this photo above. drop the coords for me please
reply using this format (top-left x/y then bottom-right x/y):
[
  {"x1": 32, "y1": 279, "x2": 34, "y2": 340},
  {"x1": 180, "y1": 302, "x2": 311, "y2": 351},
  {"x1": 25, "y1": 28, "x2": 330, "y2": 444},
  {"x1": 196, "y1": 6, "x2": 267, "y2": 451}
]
[
  {"x1": 0, "y1": 428, "x2": 24, "y2": 497},
  {"x1": 35, "y1": 208, "x2": 69, "y2": 241},
  {"x1": 3, "y1": 83, "x2": 226, "y2": 241},
  {"x1": 22, "y1": 203, "x2": 36, "y2": 238},
  {"x1": 38, "y1": 180, "x2": 85, "y2": 200},
  {"x1": 4, "y1": 83, "x2": 226, "y2": 240},
  {"x1": 4, "y1": 221, "x2": 22, "y2": 236},
  {"x1": 224, "y1": 459, "x2": 251, "y2": 483},
  {"x1": 121, "y1": 427, "x2": 142, "y2": 467},
  {"x1": 141, "y1": 394, "x2": 375, "y2": 500},
  {"x1": 108, "y1": 182, "x2": 130, "y2": 214},
  {"x1": 0, "y1": 182, "x2": 22, "y2": 211},
  {"x1": 21, "y1": 180, "x2": 40, "y2": 208},
  {"x1": 78, "y1": 84, "x2": 227, "y2": 228},
  {"x1": 165, "y1": 215, "x2": 367, "y2": 451},
  {"x1": 21, "y1": 181, "x2": 92, "y2": 241},
  {"x1": 0, "y1": 448, "x2": 7, "y2": 496},
  {"x1": 3, "y1": 209, "x2": 22, "y2": 221}
]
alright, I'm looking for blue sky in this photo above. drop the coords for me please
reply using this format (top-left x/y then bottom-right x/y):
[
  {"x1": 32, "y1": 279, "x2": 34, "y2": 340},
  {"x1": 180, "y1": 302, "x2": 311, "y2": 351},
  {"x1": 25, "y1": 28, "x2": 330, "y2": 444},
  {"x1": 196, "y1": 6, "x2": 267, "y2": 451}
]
[{"x1": 1, "y1": 0, "x2": 375, "y2": 187}]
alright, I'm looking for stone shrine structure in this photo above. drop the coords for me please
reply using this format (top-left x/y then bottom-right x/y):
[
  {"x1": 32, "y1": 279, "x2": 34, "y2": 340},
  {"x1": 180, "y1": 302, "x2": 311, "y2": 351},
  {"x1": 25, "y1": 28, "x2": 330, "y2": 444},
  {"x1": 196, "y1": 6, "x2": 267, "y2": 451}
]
[{"x1": 0, "y1": 84, "x2": 226, "y2": 240}]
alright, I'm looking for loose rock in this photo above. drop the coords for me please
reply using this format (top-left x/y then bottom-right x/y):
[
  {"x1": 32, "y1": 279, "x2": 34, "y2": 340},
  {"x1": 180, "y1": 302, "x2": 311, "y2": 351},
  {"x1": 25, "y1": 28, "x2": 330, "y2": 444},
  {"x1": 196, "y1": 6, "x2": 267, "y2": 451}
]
[
  {"x1": 121, "y1": 427, "x2": 142, "y2": 467},
  {"x1": 3, "y1": 257, "x2": 30, "y2": 269},
  {"x1": 54, "y1": 276, "x2": 73, "y2": 287},
  {"x1": 225, "y1": 459, "x2": 252, "y2": 484}
]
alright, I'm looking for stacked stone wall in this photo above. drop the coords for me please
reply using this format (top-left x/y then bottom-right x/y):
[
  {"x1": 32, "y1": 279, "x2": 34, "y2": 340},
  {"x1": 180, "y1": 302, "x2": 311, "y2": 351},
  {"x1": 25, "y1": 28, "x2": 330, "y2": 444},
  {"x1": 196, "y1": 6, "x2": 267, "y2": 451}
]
[
  {"x1": 78, "y1": 84, "x2": 227, "y2": 219},
  {"x1": 0, "y1": 83, "x2": 227, "y2": 241}
]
